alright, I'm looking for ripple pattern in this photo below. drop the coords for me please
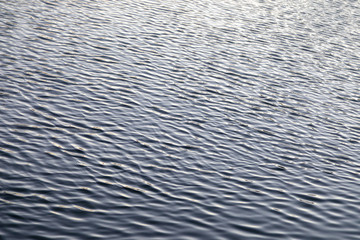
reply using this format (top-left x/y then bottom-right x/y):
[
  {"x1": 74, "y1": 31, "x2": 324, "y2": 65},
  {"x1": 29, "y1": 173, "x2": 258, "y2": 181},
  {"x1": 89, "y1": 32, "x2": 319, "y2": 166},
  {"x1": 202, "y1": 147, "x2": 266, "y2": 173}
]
[{"x1": 1, "y1": 0, "x2": 360, "y2": 239}]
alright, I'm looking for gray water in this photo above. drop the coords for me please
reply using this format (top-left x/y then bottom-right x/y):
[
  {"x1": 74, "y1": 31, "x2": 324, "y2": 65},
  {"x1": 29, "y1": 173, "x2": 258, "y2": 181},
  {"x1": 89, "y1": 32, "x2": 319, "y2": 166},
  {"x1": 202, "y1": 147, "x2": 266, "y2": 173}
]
[{"x1": 1, "y1": 0, "x2": 360, "y2": 239}]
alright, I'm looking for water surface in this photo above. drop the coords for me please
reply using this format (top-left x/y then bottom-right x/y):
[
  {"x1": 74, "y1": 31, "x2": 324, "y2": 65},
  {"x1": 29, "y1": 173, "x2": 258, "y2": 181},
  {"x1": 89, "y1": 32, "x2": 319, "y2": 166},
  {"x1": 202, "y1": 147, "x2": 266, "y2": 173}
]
[{"x1": 1, "y1": 0, "x2": 360, "y2": 239}]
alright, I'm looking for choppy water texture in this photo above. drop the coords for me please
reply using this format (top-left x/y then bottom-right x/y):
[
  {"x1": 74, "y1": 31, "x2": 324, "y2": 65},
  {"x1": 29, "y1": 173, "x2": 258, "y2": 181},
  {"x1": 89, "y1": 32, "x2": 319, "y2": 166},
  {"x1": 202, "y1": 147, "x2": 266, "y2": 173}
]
[{"x1": 1, "y1": 0, "x2": 360, "y2": 239}]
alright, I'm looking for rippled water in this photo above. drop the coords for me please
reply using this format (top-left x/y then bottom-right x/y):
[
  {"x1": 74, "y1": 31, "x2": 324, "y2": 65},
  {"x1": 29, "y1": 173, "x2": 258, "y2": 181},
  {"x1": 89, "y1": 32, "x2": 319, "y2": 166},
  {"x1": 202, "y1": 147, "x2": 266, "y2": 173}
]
[{"x1": 1, "y1": 0, "x2": 360, "y2": 239}]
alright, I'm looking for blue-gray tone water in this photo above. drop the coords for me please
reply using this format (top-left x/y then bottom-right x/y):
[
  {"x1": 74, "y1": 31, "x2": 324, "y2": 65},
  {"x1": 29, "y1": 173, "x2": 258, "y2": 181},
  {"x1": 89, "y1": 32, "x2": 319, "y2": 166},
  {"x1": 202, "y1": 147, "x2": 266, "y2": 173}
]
[{"x1": 1, "y1": 0, "x2": 360, "y2": 239}]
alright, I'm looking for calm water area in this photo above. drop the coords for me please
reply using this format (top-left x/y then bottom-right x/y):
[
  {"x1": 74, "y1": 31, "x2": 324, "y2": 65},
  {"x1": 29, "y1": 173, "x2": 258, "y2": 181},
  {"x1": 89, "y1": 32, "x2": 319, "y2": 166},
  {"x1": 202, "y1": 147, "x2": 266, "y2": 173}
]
[{"x1": 1, "y1": 0, "x2": 360, "y2": 239}]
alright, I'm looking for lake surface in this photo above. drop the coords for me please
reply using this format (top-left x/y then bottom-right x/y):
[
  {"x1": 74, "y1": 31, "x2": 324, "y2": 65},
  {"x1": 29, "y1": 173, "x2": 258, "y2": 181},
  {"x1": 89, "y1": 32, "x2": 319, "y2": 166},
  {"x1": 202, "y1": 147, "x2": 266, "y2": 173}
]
[{"x1": 1, "y1": 0, "x2": 360, "y2": 239}]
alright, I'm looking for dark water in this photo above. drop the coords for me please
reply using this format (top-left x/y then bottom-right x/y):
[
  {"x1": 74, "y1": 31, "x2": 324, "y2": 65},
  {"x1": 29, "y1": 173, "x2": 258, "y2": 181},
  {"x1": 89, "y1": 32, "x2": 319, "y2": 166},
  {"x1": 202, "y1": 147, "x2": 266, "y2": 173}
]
[{"x1": 1, "y1": 0, "x2": 360, "y2": 239}]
